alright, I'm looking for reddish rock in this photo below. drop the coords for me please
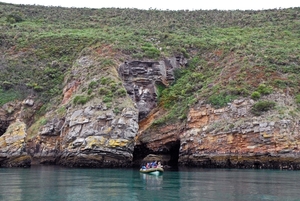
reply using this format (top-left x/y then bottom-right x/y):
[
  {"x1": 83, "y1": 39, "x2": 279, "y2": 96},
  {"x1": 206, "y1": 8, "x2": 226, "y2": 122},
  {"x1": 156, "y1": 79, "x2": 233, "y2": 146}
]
[
  {"x1": 137, "y1": 94, "x2": 300, "y2": 169},
  {"x1": 62, "y1": 80, "x2": 81, "y2": 104}
]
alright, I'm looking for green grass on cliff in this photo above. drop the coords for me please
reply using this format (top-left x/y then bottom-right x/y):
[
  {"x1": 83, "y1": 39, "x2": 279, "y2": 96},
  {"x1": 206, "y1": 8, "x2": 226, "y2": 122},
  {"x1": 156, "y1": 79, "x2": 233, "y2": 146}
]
[
  {"x1": 0, "y1": 2, "x2": 300, "y2": 122},
  {"x1": 0, "y1": 88, "x2": 22, "y2": 106}
]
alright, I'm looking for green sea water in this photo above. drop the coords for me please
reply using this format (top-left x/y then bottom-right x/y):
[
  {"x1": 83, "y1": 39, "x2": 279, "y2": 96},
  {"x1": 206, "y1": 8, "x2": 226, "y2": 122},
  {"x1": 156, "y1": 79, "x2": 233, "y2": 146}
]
[{"x1": 0, "y1": 166, "x2": 299, "y2": 201}]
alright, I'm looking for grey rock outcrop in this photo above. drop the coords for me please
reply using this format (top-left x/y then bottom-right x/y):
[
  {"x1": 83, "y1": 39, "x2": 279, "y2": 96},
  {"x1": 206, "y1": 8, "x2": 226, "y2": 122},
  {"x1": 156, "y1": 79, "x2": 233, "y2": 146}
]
[{"x1": 118, "y1": 56, "x2": 187, "y2": 121}]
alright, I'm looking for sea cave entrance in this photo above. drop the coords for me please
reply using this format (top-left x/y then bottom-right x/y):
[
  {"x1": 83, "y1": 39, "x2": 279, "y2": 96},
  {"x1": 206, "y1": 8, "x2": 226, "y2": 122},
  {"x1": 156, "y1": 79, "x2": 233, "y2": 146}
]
[
  {"x1": 133, "y1": 140, "x2": 180, "y2": 168},
  {"x1": 0, "y1": 120, "x2": 9, "y2": 137}
]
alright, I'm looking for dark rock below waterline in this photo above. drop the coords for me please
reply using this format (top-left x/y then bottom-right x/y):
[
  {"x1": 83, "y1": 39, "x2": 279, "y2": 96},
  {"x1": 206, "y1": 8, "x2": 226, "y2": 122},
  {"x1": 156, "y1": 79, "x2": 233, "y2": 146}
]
[
  {"x1": 179, "y1": 155, "x2": 300, "y2": 170},
  {"x1": 0, "y1": 155, "x2": 31, "y2": 168}
]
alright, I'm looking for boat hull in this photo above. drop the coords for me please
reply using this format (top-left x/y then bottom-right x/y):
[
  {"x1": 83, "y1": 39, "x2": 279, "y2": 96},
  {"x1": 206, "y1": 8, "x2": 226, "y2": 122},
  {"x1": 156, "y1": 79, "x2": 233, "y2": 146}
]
[{"x1": 139, "y1": 167, "x2": 164, "y2": 175}]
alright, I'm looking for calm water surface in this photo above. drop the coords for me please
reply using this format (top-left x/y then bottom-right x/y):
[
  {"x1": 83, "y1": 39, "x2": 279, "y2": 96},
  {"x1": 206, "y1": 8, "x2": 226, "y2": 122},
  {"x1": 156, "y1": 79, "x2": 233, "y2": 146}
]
[{"x1": 0, "y1": 166, "x2": 300, "y2": 201}]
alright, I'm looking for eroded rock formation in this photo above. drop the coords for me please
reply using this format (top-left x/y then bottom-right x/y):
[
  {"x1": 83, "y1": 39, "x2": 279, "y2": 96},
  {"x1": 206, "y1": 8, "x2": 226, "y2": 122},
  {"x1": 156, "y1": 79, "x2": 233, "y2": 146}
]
[
  {"x1": 0, "y1": 100, "x2": 34, "y2": 167},
  {"x1": 118, "y1": 56, "x2": 187, "y2": 120},
  {"x1": 0, "y1": 120, "x2": 30, "y2": 167}
]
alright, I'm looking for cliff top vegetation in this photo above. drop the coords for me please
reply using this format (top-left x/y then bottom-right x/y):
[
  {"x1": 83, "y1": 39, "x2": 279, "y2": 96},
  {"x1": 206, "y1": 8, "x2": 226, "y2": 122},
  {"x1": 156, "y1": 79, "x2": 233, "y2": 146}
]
[{"x1": 0, "y1": 2, "x2": 300, "y2": 123}]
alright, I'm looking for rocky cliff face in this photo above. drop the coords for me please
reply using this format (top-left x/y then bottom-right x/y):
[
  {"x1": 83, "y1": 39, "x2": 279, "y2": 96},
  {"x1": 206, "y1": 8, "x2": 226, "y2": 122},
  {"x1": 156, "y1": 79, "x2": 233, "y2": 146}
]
[
  {"x1": 135, "y1": 92, "x2": 300, "y2": 169},
  {"x1": 26, "y1": 48, "x2": 141, "y2": 167},
  {"x1": 1, "y1": 50, "x2": 300, "y2": 170},
  {"x1": 118, "y1": 56, "x2": 187, "y2": 120},
  {"x1": 178, "y1": 94, "x2": 300, "y2": 169},
  {"x1": 0, "y1": 99, "x2": 37, "y2": 167},
  {"x1": 0, "y1": 120, "x2": 30, "y2": 167},
  {"x1": 29, "y1": 105, "x2": 139, "y2": 167},
  {"x1": 0, "y1": 47, "x2": 187, "y2": 167}
]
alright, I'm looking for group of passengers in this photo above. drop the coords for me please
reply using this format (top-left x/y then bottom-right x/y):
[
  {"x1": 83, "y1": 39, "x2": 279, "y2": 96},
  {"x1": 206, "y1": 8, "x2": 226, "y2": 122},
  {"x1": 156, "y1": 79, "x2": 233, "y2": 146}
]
[{"x1": 141, "y1": 161, "x2": 162, "y2": 170}]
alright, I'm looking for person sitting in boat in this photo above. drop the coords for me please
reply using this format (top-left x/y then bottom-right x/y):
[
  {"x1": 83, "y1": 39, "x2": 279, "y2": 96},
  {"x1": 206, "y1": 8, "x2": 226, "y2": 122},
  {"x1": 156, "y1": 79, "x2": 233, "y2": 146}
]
[
  {"x1": 157, "y1": 161, "x2": 162, "y2": 168},
  {"x1": 152, "y1": 161, "x2": 157, "y2": 168},
  {"x1": 141, "y1": 164, "x2": 146, "y2": 170},
  {"x1": 146, "y1": 163, "x2": 150, "y2": 169}
]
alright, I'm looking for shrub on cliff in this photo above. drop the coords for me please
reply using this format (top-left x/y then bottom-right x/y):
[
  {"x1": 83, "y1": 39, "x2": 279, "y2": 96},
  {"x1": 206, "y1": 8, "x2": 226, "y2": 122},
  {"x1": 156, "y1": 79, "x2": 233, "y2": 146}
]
[
  {"x1": 99, "y1": 88, "x2": 110, "y2": 96},
  {"x1": 73, "y1": 95, "x2": 90, "y2": 105},
  {"x1": 208, "y1": 93, "x2": 236, "y2": 108},
  {"x1": 115, "y1": 88, "x2": 127, "y2": 97},
  {"x1": 141, "y1": 43, "x2": 160, "y2": 59},
  {"x1": 88, "y1": 81, "x2": 98, "y2": 89},
  {"x1": 257, "y1": 84, "x2": 273, "y2": 95},
  {"x1": 251, "y1": 100, "x2": 276, "y2": 116},
  {"x1": 251, "y1": 91, "x2": 261, "y2": 100},
  {"x1": 103, "y1": 96, "x2": 112, "y2": 103}
]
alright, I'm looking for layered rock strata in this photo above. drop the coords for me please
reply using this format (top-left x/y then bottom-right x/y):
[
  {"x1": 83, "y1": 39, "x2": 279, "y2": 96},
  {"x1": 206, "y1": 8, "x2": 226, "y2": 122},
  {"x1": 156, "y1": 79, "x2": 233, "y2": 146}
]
[
  {"x1": 135, "y1": 92, "x2": 300, "y2": 169},
  {"x1": 28, "y1": 111, "x2": 139, "y2": 168},
  {"x1": 57, "y1": 107, "x2": 139, "y2": 167},
  {"x1": 178, "y1": 94, "x2": 300, "y2": 169},
  {"x1": 27, "y1": 52, "x2": 140, "y2": 167}
]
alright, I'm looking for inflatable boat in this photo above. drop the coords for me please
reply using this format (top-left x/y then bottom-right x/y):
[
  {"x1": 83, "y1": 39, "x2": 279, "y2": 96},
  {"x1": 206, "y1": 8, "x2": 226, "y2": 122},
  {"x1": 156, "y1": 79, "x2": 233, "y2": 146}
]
[{"x1": 139, "y1": 167, "x2": 164, "y2": 175}]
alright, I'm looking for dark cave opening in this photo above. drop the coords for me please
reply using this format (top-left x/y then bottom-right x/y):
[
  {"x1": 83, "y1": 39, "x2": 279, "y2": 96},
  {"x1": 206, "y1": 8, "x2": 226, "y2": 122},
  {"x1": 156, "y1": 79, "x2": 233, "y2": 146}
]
[
  {"x1": 132, "y1": 143, "x2": 151, "y2": 167},
  {"x1": 167, "y1": 140, "x2": 180, "y2": 167},
  {"x1": 0, "y1": 120, "x2": 9, "y2": 137},
  {"x1": 133, "y1": 140, "x2": 181, "y2": 168}
]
